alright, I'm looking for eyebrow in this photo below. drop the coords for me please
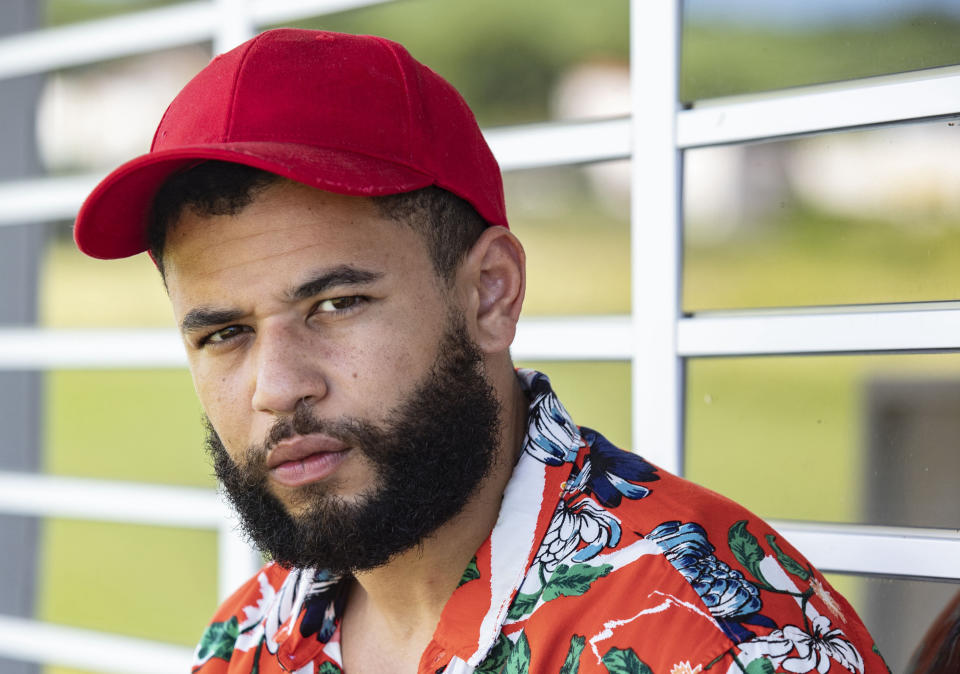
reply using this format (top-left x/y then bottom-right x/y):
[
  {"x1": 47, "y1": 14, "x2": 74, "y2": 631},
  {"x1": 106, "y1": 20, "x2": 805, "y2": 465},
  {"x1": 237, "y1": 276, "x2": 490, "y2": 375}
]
[
  {"x1": 180, "y1": 308, "x2": 245, "y2": 334},
  {"x1": 179, "y1": 265, "x2": 384, "y2": 334},
  {"x1": 285, "y1": 265, "x2": 384, "y2": 303}
]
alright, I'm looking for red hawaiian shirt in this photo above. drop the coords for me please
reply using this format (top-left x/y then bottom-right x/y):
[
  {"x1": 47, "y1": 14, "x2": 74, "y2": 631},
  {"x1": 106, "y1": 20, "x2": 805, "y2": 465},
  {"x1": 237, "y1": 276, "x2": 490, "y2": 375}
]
[{"x1": 192, "y1": 369, "x2": 888, "y2": 674}]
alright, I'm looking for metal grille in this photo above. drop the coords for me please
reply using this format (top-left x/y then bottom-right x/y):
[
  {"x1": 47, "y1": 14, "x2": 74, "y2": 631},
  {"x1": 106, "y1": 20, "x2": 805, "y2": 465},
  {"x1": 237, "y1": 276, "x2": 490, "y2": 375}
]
[{"x1": 1, "y1": 0, "x2": 958, "y2": 670}]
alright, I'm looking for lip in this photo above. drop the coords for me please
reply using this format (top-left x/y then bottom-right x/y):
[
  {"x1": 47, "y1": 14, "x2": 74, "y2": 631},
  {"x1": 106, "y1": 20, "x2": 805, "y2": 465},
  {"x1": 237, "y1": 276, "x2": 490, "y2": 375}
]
[{"x1": 266, "y1": 434, "x2": 350, "y2": 487}]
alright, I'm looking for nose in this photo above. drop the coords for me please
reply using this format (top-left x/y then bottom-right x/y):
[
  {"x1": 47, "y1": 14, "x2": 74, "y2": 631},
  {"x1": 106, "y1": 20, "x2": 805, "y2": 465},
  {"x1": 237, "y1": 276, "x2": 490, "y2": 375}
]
[{"x1": 250, "y1": 321, "x2": 327, "y2": 415}]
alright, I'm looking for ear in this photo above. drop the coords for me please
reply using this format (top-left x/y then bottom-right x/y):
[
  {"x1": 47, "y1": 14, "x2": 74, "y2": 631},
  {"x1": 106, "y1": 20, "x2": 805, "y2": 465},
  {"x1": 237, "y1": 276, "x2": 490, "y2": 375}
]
[{"x1": 458, "y1": 226, "x2": 526, "y2": 354}]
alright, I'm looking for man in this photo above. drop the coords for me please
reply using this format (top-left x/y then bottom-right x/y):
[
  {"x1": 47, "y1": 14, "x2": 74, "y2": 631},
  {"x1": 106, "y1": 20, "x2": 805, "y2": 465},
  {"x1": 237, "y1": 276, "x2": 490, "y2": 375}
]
[
  {"x1": 906, "y1": 589, "x2": 960, "y2": 673},
  {"x1": 74, "y1": 29, "x2": 886, "y2": 674}
]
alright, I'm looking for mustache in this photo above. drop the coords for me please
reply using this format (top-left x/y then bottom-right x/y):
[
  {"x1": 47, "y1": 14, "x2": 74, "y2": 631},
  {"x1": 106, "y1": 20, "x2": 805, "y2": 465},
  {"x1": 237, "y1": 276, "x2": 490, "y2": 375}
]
[
  {"x1": 264, "y1": 403, "x2": 330, "y2": 449},
  {"x1": 260, "y1": 402, "x2": 376, "y2": 456}
]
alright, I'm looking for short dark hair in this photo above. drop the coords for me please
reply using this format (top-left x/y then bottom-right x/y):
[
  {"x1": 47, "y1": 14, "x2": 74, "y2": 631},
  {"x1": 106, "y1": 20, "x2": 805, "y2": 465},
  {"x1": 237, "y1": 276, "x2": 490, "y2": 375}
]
[{"x1": 147, "y1": 161, "x2": 489, "y2": 282}]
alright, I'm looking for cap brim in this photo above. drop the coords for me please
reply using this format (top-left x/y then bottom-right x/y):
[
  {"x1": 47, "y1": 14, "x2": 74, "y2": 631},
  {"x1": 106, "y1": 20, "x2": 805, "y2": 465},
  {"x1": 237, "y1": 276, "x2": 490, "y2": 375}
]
[{"x1": 74, "y1": 142, "x2": 434, "y2": 259}]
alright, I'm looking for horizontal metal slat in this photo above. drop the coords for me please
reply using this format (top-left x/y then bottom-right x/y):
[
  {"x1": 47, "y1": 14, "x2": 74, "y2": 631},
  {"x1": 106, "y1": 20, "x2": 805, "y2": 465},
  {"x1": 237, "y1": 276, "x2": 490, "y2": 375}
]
[
  {"x1": 512, "y1": 315, "x2": 633, "y2": 360},
  {"x1": 2, "y1": 472, "x2": 955, "y2": 581},
  {"x1": 0, "y1": 118, "x2": 630, "y2": 226},
  {"x1": 0, "y1": 471, "x2": 225, "y2": 528},
  {"x1": 677, "y1": 65, "x2": 960, "y2": 148},
  {"x1": 0, "y1": 471, "x2": 266, "y2": 600},
  {"x1": 0, "y1": 615, "x2": 193, "y2": 674},
  {"x1": 0, "y1": 173, "x2": 102, "y2": 227},
  {"x1": 0, "y1": 328, "x2": 186, "y2": 369},
  {"x1": 0, "y1": 318, "x2": 634, "y2": 370},
  {"x1": 7, "y1": 67, "x2": 960, "y2": 225},
  {"x1": 0, "y1": 2, "x2": 217, "y2": 81},
  {"x1": 678, "y1": 305, "x2": 960, "y2": 357},
  {"x1": 0, "y1": 0, "x2": 394, "y2": 81},
  {"x1": 772, "y1": 520, "x2": 960, "y2": 581},
  {"x1": 485, "y1": 117, "x2": 630, "y2": 171},
  {"x1": 8, "y1": 70, "x2": 960, "y2": 225},
  {"x1": 7, "y1": 305, "x2": 960, "y2": 370},
  {"x1": 2, "y1": 470, "x2": 954, "y2": 582}
]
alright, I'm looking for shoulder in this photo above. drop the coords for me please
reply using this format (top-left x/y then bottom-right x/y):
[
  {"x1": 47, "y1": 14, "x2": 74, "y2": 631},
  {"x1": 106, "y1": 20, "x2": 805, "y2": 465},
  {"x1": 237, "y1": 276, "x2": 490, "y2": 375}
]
[{"x1": 517, "y1": 426, "x2": 888, "y2": 673}]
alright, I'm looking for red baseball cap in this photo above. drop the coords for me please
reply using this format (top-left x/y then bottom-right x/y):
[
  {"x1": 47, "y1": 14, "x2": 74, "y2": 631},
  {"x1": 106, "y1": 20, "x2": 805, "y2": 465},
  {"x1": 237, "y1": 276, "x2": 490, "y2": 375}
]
[{"x1": 74, "y1": 28, "x2": 507, "y2": 259}]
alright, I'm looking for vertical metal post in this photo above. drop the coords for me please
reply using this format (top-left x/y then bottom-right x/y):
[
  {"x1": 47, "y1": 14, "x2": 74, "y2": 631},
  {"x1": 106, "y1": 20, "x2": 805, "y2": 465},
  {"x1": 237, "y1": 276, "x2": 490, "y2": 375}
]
[
  {"x1": 214, "y1": 0, "x2": 257, "y2": 55},
  {"x1": 217, "y1": 516, "x2": 264, "y2": 602},
  {"x1": 0, "y1": 3, "x2": 44, "y2": 674},
  {"x1": 628, "y1": 0, "x2": 684, "y2": 474},
  {"x1": 208, "y1": 0, "x2": 259, "y2": 601}
]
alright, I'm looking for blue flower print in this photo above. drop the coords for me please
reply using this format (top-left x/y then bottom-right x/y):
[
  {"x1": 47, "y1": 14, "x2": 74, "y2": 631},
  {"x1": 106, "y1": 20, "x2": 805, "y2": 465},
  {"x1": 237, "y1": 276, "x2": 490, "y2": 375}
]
[
  {"x1": 534, "y1": 496, "x2": 622, "y2": 571},
  {"x1": 575, "y1": 428, "x2": 659, "y2": 507},
  {"x1": 647, "y1": 521, "x2": 772, "y2": 642},
  {"x1": 299, "y1": 569, "x2": 349, "y2": 643},
  {"x1": 522, "y1": 372, "x2": 580, "y2": 466}
]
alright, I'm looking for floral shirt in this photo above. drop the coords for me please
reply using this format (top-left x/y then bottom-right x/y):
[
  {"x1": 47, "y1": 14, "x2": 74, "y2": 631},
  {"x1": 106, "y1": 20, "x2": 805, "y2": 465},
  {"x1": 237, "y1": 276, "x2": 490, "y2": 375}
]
[{"x1": 193, "y1": 369, "x2": 888, "y2": 674}]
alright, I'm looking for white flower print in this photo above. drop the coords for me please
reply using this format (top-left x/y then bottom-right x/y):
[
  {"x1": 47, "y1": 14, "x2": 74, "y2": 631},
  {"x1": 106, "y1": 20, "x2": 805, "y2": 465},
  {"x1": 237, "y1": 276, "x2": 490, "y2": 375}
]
[
  {"x1": 234, "y1": 571, "x2": 278, "y2": 651},
  {"x1": 779, "y1": 616, "x2": 865, "y2": 674},
  {"x1": 736, "y1": 631, "x2": 795, "y2": 665},
  {"x1": 519, "y1": 370, "x2": 580, "y2": 466},
  {"x1": 534, "y1": 497, "x2": 622, "y2": 572}
]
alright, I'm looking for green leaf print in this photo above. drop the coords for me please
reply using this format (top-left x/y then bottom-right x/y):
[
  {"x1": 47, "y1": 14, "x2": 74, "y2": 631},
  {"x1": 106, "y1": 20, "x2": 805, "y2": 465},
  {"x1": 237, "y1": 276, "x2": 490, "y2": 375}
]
[
  {"x1": 507, "y1": 590, "x2": 542, "y2": 620},
  {"x1": 476, "y1": 634, "x2": 512, "y2": 673},
  {"x1": 744, "y1": 658, "x2": 776, "y2": 674},
  {"x1": 250, "y1": 641, "x2": 263, "y2": 674},
  {"x1": 728, "y1": 521, "x2": 767, "y2": 585},
  {"x1": 318, "y1": 663, "x2": 344, "y2": 674},
  {"x1": 504, "y1": 632, "x2": 531, "y2": 674},
  {"x1": 458, "y1": 556, "x2": 481, "y2": 588},
  {"x1": 601, "y1": 647, "x2": 653, "y2": 674},
  {"x1": 195, "y1": 616, "x2": 240, "y2": 663},
  {"x1": 765, "y1": 534, "x2": 810, "y2": 581},
  {"x1": 560, "y1": 635, "x2": 585, "y2": 674},
  {"x1": 541, "y1": 563, "x2": 613, "y2": 602},
  {"x1": 873, "y1": 644, "x2": 893, "y2": 674}
]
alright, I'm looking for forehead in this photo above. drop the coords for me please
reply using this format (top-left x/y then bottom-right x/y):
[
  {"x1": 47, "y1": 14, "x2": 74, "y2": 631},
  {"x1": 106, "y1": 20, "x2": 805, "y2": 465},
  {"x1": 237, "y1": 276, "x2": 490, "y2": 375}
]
[{"x1": 162, "y1": 181, "x2": 432, "y2": 305}]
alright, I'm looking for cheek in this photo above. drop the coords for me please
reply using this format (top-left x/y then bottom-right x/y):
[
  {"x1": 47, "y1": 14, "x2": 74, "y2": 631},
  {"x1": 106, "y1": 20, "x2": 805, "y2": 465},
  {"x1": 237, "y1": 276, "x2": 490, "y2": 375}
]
[
  {"x1": 342, "y1": 313, "x2": 445, "y2": 412},
  {"x1": 189, "y1": 360, "x2": 251, "y2": 452}
]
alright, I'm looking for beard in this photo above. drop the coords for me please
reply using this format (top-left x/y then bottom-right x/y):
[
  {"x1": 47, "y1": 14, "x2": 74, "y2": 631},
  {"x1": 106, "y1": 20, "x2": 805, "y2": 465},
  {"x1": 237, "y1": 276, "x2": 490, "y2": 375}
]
[{"x1": 204, "y1": 316, "x2": 503, "y2": 575}]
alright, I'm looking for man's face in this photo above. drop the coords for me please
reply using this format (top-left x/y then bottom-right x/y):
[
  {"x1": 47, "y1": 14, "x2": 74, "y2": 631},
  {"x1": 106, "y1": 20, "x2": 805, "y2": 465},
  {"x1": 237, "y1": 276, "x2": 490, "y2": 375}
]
[{"x1": 164, "y1": 180, "x2": 501, "y2": 572}]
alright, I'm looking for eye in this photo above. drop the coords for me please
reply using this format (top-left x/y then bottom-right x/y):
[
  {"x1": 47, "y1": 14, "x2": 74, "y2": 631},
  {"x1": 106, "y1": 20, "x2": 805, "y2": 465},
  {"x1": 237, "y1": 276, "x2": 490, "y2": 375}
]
[
  {"x1": 199, "y1": 325, "x2": 251, "y2": 347},
  {"x1": 316, "y1": 296, "x2": 366, "y2": 314}
]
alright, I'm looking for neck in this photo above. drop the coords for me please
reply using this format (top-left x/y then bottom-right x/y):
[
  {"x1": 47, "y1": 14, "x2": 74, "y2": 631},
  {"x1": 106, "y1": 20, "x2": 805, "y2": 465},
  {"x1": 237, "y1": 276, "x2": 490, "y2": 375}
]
[{"x1": 342, "y1": 364, "x2": 528, "y2": 656}]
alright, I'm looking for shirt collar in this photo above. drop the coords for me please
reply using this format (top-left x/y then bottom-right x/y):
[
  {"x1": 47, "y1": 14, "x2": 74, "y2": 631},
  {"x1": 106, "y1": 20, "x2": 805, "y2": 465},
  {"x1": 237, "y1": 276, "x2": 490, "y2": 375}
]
[{"x1": 273, "y1": 369, "x2": 583, "y2": 672}]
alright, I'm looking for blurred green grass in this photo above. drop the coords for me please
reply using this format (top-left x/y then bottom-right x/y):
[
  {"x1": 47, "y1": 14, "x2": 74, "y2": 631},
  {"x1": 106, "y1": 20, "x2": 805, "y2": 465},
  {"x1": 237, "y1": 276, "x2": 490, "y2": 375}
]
[
  {"x1": 45, "y1": 369, "x2": 209, "y2": 485},
  {"x1": 684, "y1": 207, "x2": 960, "y2": 310},
  {"x1": 681, "y1": 16, "x2": 960, "y2": 102}
]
